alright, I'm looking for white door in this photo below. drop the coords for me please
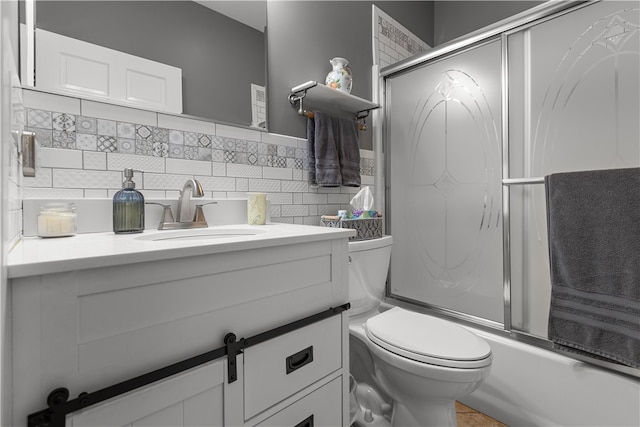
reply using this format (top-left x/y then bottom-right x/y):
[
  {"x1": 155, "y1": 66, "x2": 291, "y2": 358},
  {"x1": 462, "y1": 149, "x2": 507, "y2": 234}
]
[{"x1": 35, "y1": 29, "x2": 182, "y2": 114}]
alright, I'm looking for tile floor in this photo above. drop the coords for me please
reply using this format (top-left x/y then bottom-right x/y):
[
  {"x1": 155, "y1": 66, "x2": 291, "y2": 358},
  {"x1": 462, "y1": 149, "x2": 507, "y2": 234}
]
[{"x1": 456, "y1": 402, "x2": 508, "y2": 427}]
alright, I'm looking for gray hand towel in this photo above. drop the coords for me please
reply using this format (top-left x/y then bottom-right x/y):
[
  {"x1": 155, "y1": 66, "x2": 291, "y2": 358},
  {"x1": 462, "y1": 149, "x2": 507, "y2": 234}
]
[
  {"x1": 307, "y1": 116, "x2": 318, "y2": 185},
  {"x1": 545, "y1": 167, "x2": 640, "y2": 368},
  {"x1": 307, "y1": 111, "x2": 360, "y2": 187}
]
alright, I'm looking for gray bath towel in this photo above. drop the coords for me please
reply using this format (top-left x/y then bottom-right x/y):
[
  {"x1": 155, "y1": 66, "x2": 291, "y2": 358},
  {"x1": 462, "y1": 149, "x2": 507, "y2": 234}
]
[
  {"x1": 545, "y1": 167, "x2": 640, "y2": 368},
  {"x1": 307, "y1": 111, "x2": 361, "y2": 187}
]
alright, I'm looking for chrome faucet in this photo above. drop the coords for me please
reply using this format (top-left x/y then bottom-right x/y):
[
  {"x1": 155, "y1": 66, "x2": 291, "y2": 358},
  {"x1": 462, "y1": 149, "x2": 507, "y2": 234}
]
[{"x1": 177, "y1": 179, "x2": 204, "y2": 222}]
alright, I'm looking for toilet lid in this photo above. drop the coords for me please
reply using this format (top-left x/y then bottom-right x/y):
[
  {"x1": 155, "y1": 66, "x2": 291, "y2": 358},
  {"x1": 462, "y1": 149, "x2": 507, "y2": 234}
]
[{"x1": 365, "y1": 307, "x2": 492, "y2": 369}]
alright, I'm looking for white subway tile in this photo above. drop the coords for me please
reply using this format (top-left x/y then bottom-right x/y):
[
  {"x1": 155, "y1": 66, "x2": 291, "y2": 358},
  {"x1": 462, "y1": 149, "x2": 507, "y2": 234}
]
[
  {"x1": 248, "y1": 178, "x2": 280, "y2": 192},
  {"x1": 158, "y1": 114, "x2": 216, "y2": 135},
  {"x1": 316, "y1": 186, "x2": 341, "y2": 193},
  {"x1": 84, "y1": 151, "x2": 107, "y2": 170},
  {"x1": 327, "y1": 193, "x2": 351, "y2": 204},
  {"x1": 341, "y1": 186, "x2": 362, "y2": 194},
  {"x1": 166, "y1": 158, "x2": 212, "y2": 176},
  {"x1": 23, "y1": 89, "x2": 81, "y2": 114},
  {"x1": 263, "y1": 167, "x2": 293, "y2": 180},
  {"x1": 281, "y1": 180, "x2": 308, "y2": 193},
  {"x1": 303, "y1": 216, "x2": 321, "y2": 226},
  {"x1": 143, "y1": 173, "x2": 192, "y2": 190},
  {"x1": 267, "y1": 192, "x2": 292, "y2": 205},
  {"x1": 317, "y1": 204, "x2": 343, "y2": 215},
  {"x1": 107, "y1": 153, "x2": 165, "y2": 173},
  {"x1": 270, "y1": 205, "x2": 282, "y2": 218},
  {"x1": 293, "y1": 193, "x2": 303, "y2": 204},
  {"x1": 282, "y1": 205, "x2": 309, "y2": 217},
  {"x1": 235, "y1": 178, "x2": 248, "y2": 192},
  {"x1": 81, "y1": 100, "x2": 157, "y2": 126},
  {"x1": 196, "y1": 176, "x2": 236, "y2": 192},
  {"x1": 303, "y1": 193, "x2": 328, "y2": 204},
  {"x1": 212, "y1": 162, "x2": 226, "y2": 177},
  {"x1": 23, "y1": 168, "x2": 53, "y2": 187},
  {"x1": 227, "y1": 164, "x2": 262, "y2": 178},
  {"x1": 53, "y1": 169, "x2": 122, "y2": 189},
  {"x1": 40, "y1": 148, "x2": 83, "y2": 169}
]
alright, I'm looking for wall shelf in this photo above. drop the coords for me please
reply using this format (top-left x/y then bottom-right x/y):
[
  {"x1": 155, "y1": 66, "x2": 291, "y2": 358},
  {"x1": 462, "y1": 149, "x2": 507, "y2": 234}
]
[{"x1": 288, "y1": 81, "x2": 380, "y2": 125}]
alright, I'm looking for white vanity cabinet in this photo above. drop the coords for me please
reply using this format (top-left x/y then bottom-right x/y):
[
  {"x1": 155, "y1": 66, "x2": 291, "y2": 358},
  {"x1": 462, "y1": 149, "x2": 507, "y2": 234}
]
[{"x1": 9, "y1": 228, "x2": 352, "y2": 427}]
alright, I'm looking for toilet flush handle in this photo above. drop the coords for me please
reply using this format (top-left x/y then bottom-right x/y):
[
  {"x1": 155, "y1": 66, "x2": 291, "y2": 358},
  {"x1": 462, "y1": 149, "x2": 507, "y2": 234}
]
[{"x1": 348, "y1": 256, "x2": 352, "y2": 264}]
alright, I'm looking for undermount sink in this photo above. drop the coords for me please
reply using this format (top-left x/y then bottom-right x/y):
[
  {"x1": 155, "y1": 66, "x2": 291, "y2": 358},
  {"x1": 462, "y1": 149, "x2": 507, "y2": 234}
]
[{"x1": 135, "y1": 227, "x2": 270, "y2": 242}]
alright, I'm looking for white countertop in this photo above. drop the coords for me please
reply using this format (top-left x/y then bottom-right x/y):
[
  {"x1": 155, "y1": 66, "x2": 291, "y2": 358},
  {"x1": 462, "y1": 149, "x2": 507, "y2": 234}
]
[{"x1": 8, "y1": 223, "x2": 356, "y2": 278}]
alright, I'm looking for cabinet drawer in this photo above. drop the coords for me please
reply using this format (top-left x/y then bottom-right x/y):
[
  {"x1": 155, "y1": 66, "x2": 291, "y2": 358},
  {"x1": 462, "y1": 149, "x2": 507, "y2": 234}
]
[
  {"x1": 255, "y1": 377, "x2": 343, "y2": 427},
  {"x1": 244, "y1": 315, "x2": 342, "y2": 419}
]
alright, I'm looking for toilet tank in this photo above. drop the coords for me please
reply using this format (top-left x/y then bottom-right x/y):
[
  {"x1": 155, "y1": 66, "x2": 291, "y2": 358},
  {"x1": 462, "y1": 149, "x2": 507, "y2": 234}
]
[{"x1": 348, "y1": 236, "x2": 393, "y2": 316}]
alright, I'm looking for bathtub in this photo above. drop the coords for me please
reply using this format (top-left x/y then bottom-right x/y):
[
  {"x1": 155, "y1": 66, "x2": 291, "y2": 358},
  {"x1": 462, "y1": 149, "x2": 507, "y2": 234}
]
[{"x1": 459, "y1": 326, "x2": 640, "y2": 427}]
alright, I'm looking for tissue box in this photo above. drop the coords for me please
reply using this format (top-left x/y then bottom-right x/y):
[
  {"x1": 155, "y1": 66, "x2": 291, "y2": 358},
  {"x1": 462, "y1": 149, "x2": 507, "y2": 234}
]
[{"x1": 320, "y1": 217, "x2": 383, "y2": 241}]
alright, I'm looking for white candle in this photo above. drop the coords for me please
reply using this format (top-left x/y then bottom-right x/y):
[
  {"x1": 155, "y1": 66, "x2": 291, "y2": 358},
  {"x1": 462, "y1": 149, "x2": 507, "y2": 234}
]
[{"x1": 37, "y1": 203, "x2": 77, "y2": 238}]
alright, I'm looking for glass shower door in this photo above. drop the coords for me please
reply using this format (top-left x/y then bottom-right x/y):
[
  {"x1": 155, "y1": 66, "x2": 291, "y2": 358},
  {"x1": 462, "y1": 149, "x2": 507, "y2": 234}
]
[
  {"x1": 386, "y1": 39, "x2": 504, "y2": 324},
  {"x1": 508, "y1": 1, "x2": 640, "y2": 338}
]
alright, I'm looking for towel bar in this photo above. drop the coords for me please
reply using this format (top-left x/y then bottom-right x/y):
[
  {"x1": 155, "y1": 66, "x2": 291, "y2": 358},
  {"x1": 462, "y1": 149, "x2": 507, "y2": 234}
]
[
  {"x1": 299, "y1": 109, "x2": 368, "y2": 131},
  {"x1": 502, "y1": 177, "x2": 545, "y2": 185}
]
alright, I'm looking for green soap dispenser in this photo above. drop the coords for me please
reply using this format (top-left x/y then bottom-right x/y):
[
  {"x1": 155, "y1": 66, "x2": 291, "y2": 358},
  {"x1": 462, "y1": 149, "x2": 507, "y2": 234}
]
[{"x1": 113, "y1": 168, "x2": 145, "y2": 234}]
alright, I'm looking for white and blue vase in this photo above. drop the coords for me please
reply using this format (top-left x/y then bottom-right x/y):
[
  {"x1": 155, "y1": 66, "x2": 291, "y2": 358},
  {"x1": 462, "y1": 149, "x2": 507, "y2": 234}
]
[{"x1": 325, "y1": 57, "x2": 352, "y2": 93}]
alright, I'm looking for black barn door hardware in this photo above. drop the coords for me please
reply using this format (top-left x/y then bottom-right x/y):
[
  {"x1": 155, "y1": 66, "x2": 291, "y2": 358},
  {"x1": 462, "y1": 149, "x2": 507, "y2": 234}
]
[{"x1": 27, "y1": 303, "x2": 350, "y2": 427}]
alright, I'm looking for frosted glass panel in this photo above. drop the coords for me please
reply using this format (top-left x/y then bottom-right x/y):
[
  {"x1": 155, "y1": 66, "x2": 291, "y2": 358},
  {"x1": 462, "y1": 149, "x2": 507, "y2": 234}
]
[
  {"x1": 387, "y1": 40, "x2": 504, "y2": 323},
  {"x1": 508, "y1": 1, "x2": 640, "y2": 337}
]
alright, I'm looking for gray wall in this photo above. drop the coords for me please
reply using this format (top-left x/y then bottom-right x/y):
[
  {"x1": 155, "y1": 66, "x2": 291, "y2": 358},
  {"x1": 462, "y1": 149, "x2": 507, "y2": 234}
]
[
  {"x1": 433, "y1": 1, "x2": 544, "y2": 45},
  {"x1": 267, "y1": 1, "x2": 434, "y2": 147},
  {"x1": 35, "y1": 1, "x2": 265, "y2": 127}
]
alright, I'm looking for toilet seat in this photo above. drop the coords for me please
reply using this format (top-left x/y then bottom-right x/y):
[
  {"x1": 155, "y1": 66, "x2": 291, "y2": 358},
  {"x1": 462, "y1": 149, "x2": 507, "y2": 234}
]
[{"x1": 365, "y1": 307, "x2": 492, "y2": 369}]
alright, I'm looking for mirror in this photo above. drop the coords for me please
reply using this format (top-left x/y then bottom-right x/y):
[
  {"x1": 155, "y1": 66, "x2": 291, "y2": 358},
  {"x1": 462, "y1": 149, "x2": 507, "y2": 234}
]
[{"x1": 22, "y1": 0, "x2": 267, "y2": 130}]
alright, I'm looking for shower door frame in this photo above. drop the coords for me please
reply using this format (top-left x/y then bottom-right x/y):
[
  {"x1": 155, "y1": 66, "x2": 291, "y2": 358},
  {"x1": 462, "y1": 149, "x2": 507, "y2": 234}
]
[{"x1": 379, "y1": 0, "x2": 640, "y2": 379}]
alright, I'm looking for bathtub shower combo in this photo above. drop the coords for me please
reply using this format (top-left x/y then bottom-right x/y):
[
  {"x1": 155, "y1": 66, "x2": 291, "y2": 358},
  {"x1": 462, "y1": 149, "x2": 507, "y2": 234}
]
[{"x1": 380, "y1": 1, "x2": 639, "y2": 425}]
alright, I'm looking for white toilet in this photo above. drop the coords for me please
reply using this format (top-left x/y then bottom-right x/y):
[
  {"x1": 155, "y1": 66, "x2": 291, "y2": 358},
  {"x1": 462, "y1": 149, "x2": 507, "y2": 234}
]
[{"x1": 348, "y1": 236, "x2": 492, "y2": 427}]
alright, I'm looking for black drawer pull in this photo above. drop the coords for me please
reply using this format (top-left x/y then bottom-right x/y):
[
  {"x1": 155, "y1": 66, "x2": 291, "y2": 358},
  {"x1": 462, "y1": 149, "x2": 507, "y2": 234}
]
[
  {"x1": 286, "y1": 345, "x2": 314, "y2": 374},
  {"x1": 294, "y1": 414, "x2": 314, "y2": 427}
]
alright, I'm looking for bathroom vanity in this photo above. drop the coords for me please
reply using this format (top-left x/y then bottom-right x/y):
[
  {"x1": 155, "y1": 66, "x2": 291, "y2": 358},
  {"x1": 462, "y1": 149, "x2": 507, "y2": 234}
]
[{"x1": 8, "y1": 224, "x2": 354, "y2": 427}]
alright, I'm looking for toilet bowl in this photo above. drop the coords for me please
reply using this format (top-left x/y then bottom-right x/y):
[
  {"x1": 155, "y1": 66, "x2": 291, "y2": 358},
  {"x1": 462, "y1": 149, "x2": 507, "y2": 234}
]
[{"x1": 348, "y1": 236, "x2": 492, "y2": 427}]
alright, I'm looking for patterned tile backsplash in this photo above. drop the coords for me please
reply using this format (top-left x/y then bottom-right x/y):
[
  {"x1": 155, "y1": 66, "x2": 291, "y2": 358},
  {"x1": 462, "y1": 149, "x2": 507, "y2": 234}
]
[
  {"x1": 27, "y1": 108, "x2": 312, "y2": 166},
  {"x1": 21, "y1": 89, "x2": 376, "y2": 226}
]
